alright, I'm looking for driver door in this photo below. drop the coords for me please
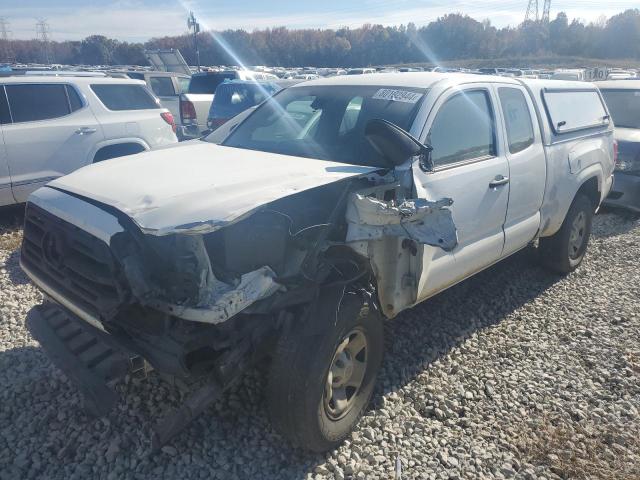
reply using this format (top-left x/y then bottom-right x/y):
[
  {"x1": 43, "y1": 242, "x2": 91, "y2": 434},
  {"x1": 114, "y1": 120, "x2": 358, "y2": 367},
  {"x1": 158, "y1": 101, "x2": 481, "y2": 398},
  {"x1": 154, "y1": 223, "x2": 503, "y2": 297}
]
[{"x1": 413, "y1": 84, "x2": 510, "y2": 301}]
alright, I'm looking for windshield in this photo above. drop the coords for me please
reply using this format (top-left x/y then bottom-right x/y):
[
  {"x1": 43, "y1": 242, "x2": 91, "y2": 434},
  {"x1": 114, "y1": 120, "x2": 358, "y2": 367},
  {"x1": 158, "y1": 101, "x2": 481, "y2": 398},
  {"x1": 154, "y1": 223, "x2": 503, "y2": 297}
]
[
  {"x1": 189, "y1": 73, "x2": 237, "y2": 94},
  {"x1": 210, "y1": 82, "x2": 280, "y2": 119},
  {"x1": 219, "y1": 85, "x2": 426, "y2": 166},
  {"x1": 600, "y1": 89, "x2": 640, "y2": 129}
]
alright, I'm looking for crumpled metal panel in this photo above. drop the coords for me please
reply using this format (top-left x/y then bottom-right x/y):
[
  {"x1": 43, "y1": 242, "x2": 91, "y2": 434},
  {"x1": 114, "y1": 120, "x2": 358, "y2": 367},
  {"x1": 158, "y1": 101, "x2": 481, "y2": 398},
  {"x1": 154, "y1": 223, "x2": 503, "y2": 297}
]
[
  {"x1": 149, "y1": 266, "x2": 281, "y2": 324},
  {"x1": 345, "y1": 194, "x2": 458, "y2": 251}
]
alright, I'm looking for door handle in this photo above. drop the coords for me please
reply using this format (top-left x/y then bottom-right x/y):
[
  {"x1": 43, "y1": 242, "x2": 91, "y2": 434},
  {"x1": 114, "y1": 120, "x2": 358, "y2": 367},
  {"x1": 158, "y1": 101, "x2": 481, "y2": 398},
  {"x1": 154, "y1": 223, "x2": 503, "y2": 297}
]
[
  {"x1": 489, "y1": 175, "x2": 510, "y2": 188},
  {"x1": 75, "y1": 127, "x2": 97, "y2": 135}
]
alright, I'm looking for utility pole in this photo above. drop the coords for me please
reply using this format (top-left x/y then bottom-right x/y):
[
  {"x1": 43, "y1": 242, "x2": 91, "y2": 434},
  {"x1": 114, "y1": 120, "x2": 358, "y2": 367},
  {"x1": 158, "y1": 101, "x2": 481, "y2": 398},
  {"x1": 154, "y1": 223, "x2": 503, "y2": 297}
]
[
  {"x1": 187, "y1": 11, "x2": 201, "y2": 72},
  {"x1": 35, "y1": 19, "x2": 52, "y2": 64},
  {"x1": 0, "y1": 17, "x2": 13, "y2": 62},
  {"x1": 524, "y1": 0, "x2": 539, "y2": 23}
]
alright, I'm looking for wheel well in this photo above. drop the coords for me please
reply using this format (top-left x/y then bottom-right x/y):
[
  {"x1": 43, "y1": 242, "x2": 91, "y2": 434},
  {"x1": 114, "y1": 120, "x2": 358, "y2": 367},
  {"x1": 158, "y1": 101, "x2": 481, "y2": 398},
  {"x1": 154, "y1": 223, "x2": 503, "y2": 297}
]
[
  {"x1": 93, "y1": 143, "x2": 146, "y2": 163},
  {"x1": 575, "y1": 177, "x2": 600, "y2": 210}
]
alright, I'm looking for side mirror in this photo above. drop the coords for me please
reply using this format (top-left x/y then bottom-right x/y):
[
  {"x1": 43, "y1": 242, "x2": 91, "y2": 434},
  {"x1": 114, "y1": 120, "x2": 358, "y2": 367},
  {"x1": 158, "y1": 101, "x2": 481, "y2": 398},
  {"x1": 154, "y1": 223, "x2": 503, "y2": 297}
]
[{"x1": 365, "y1": 119, "x2": 433, "y2": 171}]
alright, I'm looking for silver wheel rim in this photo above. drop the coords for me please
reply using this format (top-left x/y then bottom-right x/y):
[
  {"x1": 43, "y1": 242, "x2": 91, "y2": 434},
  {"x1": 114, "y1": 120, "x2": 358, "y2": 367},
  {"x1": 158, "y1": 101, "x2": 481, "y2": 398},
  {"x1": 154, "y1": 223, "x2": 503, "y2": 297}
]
[
  {"x1": 323, "y1": 328, "x2": 368, "y2": 420},
  {"x1": 568, "y1": 211, "x2": 587, "y2": 259}
]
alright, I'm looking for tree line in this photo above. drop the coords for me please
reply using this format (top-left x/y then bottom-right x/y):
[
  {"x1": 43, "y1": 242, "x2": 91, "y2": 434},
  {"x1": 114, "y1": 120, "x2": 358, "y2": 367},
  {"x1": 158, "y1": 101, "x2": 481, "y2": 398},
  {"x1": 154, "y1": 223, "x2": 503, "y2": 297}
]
[{"x1": 1, "y1": 9, "x2": 639, "y2": 67}]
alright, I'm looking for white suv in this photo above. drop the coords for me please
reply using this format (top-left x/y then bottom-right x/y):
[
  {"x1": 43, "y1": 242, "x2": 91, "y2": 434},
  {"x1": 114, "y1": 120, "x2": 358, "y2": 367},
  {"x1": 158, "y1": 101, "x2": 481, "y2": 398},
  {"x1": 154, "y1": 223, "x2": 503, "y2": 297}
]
[{"x1": 0, "y1": 76, "x2": 178, "y2": 206}]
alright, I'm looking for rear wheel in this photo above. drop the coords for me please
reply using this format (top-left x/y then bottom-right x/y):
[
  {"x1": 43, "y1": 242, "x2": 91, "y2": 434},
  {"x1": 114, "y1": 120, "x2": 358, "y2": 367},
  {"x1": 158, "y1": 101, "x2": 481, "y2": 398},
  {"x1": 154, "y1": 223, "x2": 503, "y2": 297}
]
[
  {"x1": 539, "y1": 193, "x2": 594, "y2": 274},
  {"x1": 266, "y1": 289, "x2": 383, "y2": 452}
]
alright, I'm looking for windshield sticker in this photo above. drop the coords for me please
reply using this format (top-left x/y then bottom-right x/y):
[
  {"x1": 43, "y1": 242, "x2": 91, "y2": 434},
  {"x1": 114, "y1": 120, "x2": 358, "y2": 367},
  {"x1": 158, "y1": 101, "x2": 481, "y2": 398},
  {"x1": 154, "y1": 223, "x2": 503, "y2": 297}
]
[{"x1": 372, "y1": 89, "x2": 423, "y2": 103}]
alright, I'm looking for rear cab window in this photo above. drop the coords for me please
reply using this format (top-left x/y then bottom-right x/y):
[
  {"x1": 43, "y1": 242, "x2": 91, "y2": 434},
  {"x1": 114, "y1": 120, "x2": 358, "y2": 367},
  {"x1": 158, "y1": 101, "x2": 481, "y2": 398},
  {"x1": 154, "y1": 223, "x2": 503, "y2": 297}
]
[
  {"x1": 543, "y1": 89, "x2": 609, "y2": 134},
  {"x1": 498, "y1": 87, "x2": 534, "y2": 153},
  {"x1": 90, "y1": 83, "x2": 160, "y2": 111},
  {"x1": 176, "y1": 77, "x2": 190, "y2": 94},
  {"x1": 210, "y1": 82, "x2": 280, "y2": 119},
  {"x1": 149, "y1": 76, "x2": 176, "y2": 97},
  {"x1": 188, "y1": 73, "x2": 237, "y2": 94}
]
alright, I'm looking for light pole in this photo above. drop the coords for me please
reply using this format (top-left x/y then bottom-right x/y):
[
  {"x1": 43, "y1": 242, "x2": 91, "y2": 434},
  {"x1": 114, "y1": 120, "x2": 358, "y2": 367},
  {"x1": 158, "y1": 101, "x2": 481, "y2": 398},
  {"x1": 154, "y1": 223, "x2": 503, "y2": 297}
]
[{"x1": 187, "y1": 11, "x2": 201, "y2": 71}]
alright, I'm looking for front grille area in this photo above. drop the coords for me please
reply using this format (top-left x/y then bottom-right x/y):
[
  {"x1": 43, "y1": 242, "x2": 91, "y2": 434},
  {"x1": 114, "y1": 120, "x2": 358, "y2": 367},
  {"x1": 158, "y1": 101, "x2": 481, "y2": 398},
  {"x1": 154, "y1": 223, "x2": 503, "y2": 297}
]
[{"x1": 21, "y1": 202, "x2": 127, "y2": 320}]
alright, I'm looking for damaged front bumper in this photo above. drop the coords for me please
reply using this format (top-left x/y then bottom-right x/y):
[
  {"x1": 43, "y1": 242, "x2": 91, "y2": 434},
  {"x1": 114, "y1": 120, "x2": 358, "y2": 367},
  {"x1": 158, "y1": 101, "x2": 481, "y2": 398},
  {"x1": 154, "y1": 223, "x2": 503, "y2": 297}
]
[
  {"x1": 25, "y1": 301, "x2": 236, "y2": 450},
  {"x1": 25, "y1": 303, "x2": 144, "y2": 417}
]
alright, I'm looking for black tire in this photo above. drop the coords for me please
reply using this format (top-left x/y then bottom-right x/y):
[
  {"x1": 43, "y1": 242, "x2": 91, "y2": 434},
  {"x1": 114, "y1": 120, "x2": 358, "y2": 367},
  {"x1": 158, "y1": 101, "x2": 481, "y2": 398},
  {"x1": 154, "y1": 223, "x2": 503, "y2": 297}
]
[
  {"x1": 539, "y1": 193, "x2": 594, "y2": 274},
  {"x1": 266, "y1": 288, "x2": 384, "y2": 452}
]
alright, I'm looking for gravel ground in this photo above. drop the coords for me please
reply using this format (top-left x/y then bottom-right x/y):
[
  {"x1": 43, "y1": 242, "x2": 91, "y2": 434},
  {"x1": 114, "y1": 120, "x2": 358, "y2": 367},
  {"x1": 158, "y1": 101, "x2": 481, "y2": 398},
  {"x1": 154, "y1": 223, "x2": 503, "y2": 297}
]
[{"x1": 0, "y1": 205, "x2": 639, "y2": 480}]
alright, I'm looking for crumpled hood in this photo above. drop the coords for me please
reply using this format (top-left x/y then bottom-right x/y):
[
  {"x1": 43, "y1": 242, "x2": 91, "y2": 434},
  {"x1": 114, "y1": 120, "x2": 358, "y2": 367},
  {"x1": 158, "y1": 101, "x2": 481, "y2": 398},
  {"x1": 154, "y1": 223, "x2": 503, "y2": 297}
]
[{"x1": 48, "y1": 142, "x2": 377, "y2": 235}]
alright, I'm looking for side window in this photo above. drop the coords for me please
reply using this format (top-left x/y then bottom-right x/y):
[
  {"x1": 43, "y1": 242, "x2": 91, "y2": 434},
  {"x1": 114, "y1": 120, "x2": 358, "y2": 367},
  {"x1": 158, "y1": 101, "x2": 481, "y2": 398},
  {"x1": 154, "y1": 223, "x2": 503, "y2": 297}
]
[
  {"x1": 543, "y1": 90, "x2": 609, "y2": 133},
  {"x1": 338, "y1": 96, "x2": 363, "y2": 135},
  {"x1": 429, "y1": 90, "x2": 496, "y2": 166},
  {"x1": 0, "y1": 87, "x2": 10, "y2": 124},
  {"x1": 5, "y1": 84, "x2": 71, "y2": 123},
  {"x1": 66, "y1": 85, "x2": 84, "y2": 112},
  {"x1": 149, "y1": 76, "x2": 176, "y2": 97},
  {"x1": 90, "y1": 84, "x2": 159, "y2": 111},
  {"x1": 498, "y1": 87, "x2": 534, "y2": 154}
]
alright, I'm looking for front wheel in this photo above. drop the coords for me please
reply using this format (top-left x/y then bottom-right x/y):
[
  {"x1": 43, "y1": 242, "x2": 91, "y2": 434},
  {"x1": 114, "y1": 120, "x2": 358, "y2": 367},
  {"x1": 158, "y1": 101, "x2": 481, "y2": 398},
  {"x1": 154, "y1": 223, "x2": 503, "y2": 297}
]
[
  {"x1": 266, "y1": 289, "x2": 384, "y2": 452},
  {"x1": 539, "y1": 193, "x2": 594, "y2": 274}
]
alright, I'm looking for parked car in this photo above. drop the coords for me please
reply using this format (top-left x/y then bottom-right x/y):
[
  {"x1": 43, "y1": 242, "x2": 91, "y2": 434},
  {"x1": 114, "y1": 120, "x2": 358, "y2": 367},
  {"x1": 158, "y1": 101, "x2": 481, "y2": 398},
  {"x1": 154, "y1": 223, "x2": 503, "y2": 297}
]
[
  {"x1": 551, "y1": 68, "x2": 586, "y2": 81},
  {"x1": 347, "y1": 68, "x2": 377, "y2": 75},
  {"x1": 293, "y1": 73, "x2": 320, "y2": 80},
  {"x1": 478, "y1": 68, "x2": 500, "y2": 75},
  {"x1": 179, "y1": 70, "x2": 278, "y2": 139},
  {"x1": 22, "y1": 73, "x2": 613, "y2": 453},
  {"x1": 606, "y1": 69, "x2": 637, "y2": 80},
  {"x1": 112, "y1": 71, "x2": 190, "y2": 123},
  {"x1": 0, "y1": 76, "x2": 178, "y2": 206},
  {"x1": 596, "y1": 80, "x2": 640, "y2": 211}
]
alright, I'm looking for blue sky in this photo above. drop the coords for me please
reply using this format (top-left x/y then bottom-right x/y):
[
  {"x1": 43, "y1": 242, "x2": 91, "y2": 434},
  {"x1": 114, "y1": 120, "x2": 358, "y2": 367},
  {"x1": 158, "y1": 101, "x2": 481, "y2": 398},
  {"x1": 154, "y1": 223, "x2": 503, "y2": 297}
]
[{"x1": 3, "y1": 0, "x2": 639, "y2": 41}]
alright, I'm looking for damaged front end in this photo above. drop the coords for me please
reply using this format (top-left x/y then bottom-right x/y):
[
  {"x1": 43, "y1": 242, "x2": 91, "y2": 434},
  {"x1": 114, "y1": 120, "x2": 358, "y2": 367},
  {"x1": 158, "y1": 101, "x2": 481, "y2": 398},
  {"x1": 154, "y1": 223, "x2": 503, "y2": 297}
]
[{"x1": 21, "y1": 163, "x2": 457, "y2": 447}]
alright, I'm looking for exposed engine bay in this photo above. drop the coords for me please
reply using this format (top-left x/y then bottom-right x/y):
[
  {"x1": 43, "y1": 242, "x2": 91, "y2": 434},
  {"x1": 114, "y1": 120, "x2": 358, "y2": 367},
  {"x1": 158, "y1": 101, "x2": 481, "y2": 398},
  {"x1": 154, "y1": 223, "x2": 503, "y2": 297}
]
[{"x1": 21, "y1": 165, "x2": 457, "y2": 448}]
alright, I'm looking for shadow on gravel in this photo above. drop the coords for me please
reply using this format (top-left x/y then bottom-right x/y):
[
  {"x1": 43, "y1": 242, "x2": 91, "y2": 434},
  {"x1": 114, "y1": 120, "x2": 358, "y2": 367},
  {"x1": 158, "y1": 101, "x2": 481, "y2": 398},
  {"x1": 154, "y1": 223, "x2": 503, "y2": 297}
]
[
  {"x1": 593, "y1": 208, "x2": 640, "y2": 238},
  {"x1": 5, "y1": 250, "x2": 30, "y2": 286},
  {"x1": 0, "y1": 204, "x2": 25, "y2": 229},
  {"x1": 372, "y1": 247, "x2": 563, "y2": 404}
]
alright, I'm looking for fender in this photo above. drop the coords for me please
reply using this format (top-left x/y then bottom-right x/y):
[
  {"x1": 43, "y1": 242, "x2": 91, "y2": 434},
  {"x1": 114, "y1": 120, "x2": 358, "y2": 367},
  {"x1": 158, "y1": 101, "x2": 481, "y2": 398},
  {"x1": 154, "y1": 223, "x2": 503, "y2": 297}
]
[{"x1": 539, "y1": 162, "x2": 603, "y2": 238}]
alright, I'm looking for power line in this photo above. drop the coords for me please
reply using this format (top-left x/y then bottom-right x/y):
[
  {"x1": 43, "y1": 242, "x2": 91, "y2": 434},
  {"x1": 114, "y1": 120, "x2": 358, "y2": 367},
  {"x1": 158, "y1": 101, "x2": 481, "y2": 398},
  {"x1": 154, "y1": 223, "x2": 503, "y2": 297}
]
[
  {"x1": 525, "y1": 0, "x2": 538, "y2": 22},
  {"x1": 541, "y1": 0, "x2": 552, "y2": 23},
  {"x1": 0, "y1": 17, "x2": 13, "y2": 62},
  {"x1": 35, "y1": 18, "x2": 52, "y2": 64},
  {"x1": 525, "y1": 0, "x2": 551, "y2": 24}
]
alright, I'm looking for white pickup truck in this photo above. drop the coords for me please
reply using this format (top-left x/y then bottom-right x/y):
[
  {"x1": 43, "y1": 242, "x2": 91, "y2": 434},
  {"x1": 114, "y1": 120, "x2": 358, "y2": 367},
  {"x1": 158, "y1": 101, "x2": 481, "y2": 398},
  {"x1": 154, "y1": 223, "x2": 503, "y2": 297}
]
[{"x1": 21, "y1": 73, "x2": 614, "y2": 452}]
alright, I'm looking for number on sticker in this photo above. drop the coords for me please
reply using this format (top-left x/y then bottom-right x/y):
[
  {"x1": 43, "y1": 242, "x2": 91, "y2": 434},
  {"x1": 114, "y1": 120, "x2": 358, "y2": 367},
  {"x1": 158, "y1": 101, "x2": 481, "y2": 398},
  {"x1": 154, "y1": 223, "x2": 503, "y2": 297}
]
[{"x1": 372, "y1": 89, "x2": 423, "y2": 104}]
